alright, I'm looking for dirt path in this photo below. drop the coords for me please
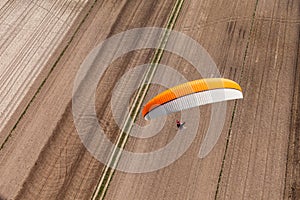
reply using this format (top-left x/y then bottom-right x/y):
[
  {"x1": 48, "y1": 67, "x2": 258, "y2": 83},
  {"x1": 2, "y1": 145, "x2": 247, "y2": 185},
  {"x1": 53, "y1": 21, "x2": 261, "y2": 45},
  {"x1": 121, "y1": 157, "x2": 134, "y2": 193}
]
[
  {"x1": 0, "y1": 0, "x2": 175, "y2": 199},
  {"x1": 105, "y1": 0, "x2": 300, "y2": 200},
  {"x1": 0, "y1": 0, "x2": 90, "y2": 144}
]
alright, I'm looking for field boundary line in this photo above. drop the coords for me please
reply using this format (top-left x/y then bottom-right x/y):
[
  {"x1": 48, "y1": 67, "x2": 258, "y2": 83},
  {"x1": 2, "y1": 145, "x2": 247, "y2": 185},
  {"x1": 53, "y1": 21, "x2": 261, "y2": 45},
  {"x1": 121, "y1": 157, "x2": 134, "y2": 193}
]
[{"x1": 91, "y1": 0, "x2": 185, "y2": 199}]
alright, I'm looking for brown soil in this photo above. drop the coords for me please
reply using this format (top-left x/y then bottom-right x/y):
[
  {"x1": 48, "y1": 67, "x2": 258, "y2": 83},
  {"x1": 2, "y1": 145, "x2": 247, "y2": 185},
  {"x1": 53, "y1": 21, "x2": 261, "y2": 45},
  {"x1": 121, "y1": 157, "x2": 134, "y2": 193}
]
[
  {"x1": 0, "y1": 0, "x2": 299, "y2": 200},
  {"x1": 0, "y1": 0, "x2": 90, "y2": 144},
  {"x1": 0, "y1": 0, "x2": 175, "y2": 199},
  {"x1": 105, "y1": 0, "x2": 300, "y2": 199}
]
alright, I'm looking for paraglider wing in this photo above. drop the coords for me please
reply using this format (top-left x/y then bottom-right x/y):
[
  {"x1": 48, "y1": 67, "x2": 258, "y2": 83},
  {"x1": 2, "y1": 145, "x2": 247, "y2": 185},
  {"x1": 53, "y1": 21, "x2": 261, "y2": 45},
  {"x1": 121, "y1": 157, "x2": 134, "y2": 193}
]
[{"x1": 142, "y1": 78, "x2": 243, "y2": 120}]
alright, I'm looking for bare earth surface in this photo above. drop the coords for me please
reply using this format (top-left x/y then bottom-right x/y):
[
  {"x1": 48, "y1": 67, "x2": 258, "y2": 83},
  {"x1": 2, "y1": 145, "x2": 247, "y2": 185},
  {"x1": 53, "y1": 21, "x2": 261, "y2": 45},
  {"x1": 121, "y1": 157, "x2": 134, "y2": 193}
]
[
  {"x1": 0, "y1": 0, "x2": 89, "y2": 144},
  {"x1": 0, "y1": 0, "x2": 175, "y2": 199},
  {"x1": 105, "y1": 0, "x2": 257, "y2": 199},
  {"x1": 218, "y1": 1, "x2": 300, "y2": 199},
  {"x1": 105, "y1": 0, "x2": 300, "y2": 200},
  {"x1": 0, "y1": 0, "x2": 299, "y2": 200}
]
